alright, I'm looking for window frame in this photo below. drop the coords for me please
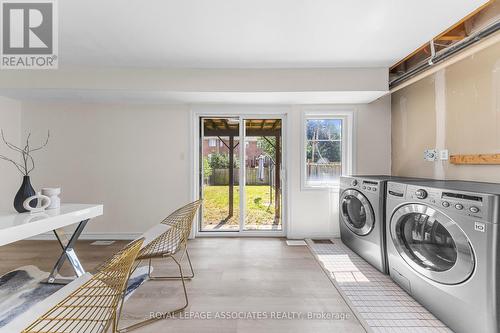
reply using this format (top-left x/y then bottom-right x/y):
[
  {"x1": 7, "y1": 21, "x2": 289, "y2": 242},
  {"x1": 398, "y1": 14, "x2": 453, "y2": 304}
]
[
  {"x1": 301, "y1": 110, "x2": 355, "y2": 190},
  {"x1": 207, "y1": 138, "x2": 217, "y2": 147}
]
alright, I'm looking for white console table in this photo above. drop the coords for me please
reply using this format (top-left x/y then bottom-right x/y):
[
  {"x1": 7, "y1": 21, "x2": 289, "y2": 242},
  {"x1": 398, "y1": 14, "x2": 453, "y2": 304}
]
[{"x1": 0, "y1": 204, "x2": 103, "y2": 284}]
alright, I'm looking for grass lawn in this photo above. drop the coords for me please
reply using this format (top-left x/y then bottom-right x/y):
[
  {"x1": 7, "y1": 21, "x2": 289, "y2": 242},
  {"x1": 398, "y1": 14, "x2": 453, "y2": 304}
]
[{"x1": 202, "y1": 185, "x2": 280, "y2": 226}]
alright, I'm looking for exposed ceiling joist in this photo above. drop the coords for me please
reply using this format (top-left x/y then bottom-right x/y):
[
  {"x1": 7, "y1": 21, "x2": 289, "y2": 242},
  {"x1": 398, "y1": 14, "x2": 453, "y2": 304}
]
[{"x1": 390, "y1": 0, "x2": 497, "y2": 83}]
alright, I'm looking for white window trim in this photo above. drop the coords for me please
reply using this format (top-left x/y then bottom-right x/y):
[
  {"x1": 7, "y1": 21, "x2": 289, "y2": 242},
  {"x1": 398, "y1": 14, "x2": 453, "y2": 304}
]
[{"x1": 301, "y1": 109, "x2": 356, "y2": 191}]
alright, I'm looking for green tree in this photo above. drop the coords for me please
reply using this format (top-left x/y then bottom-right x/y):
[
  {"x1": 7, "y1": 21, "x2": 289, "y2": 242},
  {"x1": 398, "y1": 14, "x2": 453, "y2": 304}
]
[
  {"x1": 306, "y1": 119, "x2": 342, "y2": 163},
  {"x1": 208, "y1": 153, "x2": 238, "y2": 169},
  {"x1": 257, "y1": 137, "x2": 276, "y2": 158},
  {"x1": 203, "y1": 157, "x2": 212, "y2": 179}
]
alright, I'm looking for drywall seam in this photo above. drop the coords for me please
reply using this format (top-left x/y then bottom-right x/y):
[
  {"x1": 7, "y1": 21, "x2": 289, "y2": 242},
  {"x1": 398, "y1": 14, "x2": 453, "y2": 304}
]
[
  {"x1": 494, "y1": 59, "x2": 500, "y2": 147},
  {"x1": 434, "y1": 70, "x2": 447, "y2": 179},
  {"x1": 399, "y1": 96, "x2": 408, "y2": 150}
]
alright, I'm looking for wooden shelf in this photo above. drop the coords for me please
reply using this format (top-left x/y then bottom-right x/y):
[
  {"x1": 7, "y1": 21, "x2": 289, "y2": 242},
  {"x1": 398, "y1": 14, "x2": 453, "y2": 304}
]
[{"x1": 450, "y1": 154, "x2": 500, "y2": 165}]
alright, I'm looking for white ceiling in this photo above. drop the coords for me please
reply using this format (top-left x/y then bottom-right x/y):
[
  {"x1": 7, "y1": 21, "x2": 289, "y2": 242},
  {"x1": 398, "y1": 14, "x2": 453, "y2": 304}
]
[
  {"x1": 1, "y1": 1, "x2": 487, "y2": 104},
  {"x1": 60, "y1": 0, "x2": 488, "y2": 68}
]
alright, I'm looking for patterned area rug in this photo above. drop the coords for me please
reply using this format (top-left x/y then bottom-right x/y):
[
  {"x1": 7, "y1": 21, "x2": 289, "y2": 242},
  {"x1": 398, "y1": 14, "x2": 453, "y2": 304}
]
[{"x1": 0, "y1": 265, "x2": 150, "y2": 329}]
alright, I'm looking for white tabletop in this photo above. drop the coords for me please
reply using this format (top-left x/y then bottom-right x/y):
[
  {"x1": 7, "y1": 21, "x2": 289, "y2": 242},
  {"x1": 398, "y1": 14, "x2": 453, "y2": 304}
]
[{"x1": 0, "y1": 204, "x2": 103, "y2": 246}]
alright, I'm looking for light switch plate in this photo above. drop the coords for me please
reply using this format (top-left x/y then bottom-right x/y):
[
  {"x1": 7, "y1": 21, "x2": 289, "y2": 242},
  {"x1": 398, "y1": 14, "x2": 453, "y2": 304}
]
[
  {"x1": 424, "y1": 149, "x2": 437, "y2": 161},
  {"x1": 439, "y1": 149, "x2": 449, "y2": 160}
]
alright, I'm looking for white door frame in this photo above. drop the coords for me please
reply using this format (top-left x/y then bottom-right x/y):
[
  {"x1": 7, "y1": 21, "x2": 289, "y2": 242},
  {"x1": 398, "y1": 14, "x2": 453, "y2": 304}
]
[{"x1": 190, "y1": 105, "x2": 288, "y2": 238}]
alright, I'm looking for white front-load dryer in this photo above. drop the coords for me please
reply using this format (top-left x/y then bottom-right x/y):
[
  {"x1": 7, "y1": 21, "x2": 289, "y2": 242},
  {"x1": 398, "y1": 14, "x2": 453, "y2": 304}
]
[{"x1": 386, "y1": 180, "x2": 500, "y2": 333}]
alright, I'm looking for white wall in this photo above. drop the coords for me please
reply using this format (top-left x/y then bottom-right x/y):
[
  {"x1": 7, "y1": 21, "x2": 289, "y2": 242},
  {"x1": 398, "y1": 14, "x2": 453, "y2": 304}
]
[
  {"x1": 0, "y1": 97, "x2": 22, "y2": 213},
  {"x1": 1, "y1": 65, "x2": 390, "y2": 238},
  {"x1": 17, "y1": 96, "x2": 390, "y2": 239},
  {"x1": 21, "y1": 102, "x2": 191, "y2": 238},
  {"x1": 392, "y1": 41, "x2": 500, "y2": 182},
  {"x1": 287, "y1": 96, "x2": 391, "y2": 239}
]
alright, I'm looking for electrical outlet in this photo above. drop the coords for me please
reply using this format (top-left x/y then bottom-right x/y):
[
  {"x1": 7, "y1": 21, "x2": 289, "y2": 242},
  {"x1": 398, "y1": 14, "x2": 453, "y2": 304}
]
[
  {"x1": 424, "y1": 149, "x2": 437, "y2": 161},
  {"x1": 439, "y1": 149, "x2": 449, "y2": 160}
]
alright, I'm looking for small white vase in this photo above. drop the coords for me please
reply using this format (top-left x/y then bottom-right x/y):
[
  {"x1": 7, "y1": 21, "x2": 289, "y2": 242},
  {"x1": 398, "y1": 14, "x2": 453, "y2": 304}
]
[{"x1": 41, "y1": 187, "x2": 61, "y2": 209}]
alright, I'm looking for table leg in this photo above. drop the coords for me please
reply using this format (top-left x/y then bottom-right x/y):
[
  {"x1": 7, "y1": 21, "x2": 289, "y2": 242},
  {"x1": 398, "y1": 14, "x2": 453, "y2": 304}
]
[{"x1": 44, "y1": 219, "x2": 89, "y2": 284}]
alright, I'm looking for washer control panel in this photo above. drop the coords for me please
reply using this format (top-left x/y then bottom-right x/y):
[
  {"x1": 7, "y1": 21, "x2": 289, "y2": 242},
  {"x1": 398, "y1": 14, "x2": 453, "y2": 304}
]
[
  {"x1": 387, "y1": 182, "x2": 406, "y2": 198},
  {"x1": 406, "y1": 184, "x2": 486, "y2": 220},
  {"x1": 387, "y1": 181, "x2": 497, "y2": 222},
  {"x1": 407, "y1": 185, "x2": 441, "y2": 204},
  {"x1": 415, "y1": 189, "x2": 428, "y2": 199}
]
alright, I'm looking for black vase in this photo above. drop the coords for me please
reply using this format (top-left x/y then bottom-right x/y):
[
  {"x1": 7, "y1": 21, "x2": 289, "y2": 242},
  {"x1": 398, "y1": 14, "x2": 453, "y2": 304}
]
[{"x1": 14, "y1": 176, "x2": 37, "y2": 213}]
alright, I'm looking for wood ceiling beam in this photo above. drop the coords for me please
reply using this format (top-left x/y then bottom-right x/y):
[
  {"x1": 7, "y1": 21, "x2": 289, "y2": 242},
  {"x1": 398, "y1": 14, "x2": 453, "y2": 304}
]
[
  {"x1": 206, "y1": 119, "x2": 217, "y2": 131},
  {"x1": 437, "y1": 35, "x2": 466, "y2": 41},
  {"x1": 271, "y1": 120, "x2": 280, "y2": 130},
  {"x1": 390, "y1": 0, "x2": 495, "y2": 71},
  {"x1": 204, "y1": 129, "x2": 281, "y2": 137}
]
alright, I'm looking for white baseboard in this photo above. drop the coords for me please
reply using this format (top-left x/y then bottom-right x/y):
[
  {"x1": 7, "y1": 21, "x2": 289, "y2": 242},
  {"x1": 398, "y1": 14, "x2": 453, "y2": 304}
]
[
  {"x1": 28, "y1": 232, "x2": 142, "y2": 241},
  {"x1": 28, "y1": 232, "x2": 338, "y2": 241}
]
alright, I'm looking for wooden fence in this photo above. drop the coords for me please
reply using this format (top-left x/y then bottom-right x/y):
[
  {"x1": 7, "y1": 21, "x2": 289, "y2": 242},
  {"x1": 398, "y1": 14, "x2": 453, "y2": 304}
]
[
  {"x1": 207, "y1": 168, "x2": 273, "y2": 185},
  {"x1": 306, "y1": 162, "x2": 342, "y2": 181},
  {"x1": 205, "y1": 163, "x2": 341, "y2": 185}
]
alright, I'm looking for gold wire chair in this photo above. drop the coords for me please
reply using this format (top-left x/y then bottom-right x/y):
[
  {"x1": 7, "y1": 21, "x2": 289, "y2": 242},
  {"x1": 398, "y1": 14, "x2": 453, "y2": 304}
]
[
  {"x1": 21, "y1": 238, "x2": 144, "y2": 333},
  {"x1": 116, "y1": 199, "x2": 202, "y2": 332}
]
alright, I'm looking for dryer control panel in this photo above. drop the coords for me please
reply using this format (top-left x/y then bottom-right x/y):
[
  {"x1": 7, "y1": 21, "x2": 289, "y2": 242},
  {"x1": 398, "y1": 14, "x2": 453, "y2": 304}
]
[
  {"x1": 361, "y1": 180, "x2": 379, "y2": 193},
  {"x1": 340, "y1": 177, "x2": 380, "y2": 193}
]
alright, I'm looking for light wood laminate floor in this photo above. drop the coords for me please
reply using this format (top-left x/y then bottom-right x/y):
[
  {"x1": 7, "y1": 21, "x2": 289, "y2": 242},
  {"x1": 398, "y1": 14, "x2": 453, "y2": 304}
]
[{"x1": 0, "y1": 238, "x2": 365, "y2": 333}]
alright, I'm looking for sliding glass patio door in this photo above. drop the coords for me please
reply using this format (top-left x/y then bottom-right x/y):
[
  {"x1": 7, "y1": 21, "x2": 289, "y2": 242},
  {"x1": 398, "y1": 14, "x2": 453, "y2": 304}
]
[
  {"x1": 243, "y1": 119, "x2": 282, "y2": 231},
  {"x1": 199, "y1": 116, "x2": 283, "y2": 233}
]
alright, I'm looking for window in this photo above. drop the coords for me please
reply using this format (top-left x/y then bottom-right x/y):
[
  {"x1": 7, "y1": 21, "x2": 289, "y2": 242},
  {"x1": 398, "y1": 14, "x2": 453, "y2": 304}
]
[
  {"x1": 208, "y1": 138, "x2": 217, "y2": 147},
  {"x1": 302, "y1": 111, "x2": 353, "y2": 189}
]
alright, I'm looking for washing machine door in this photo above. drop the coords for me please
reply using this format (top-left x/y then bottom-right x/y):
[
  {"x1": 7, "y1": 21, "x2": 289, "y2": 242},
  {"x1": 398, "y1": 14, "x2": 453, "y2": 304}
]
[
  {"x1": 340, "y1": 189, "x2": 375, "y2": 236},
  {"x1": 390, "y1": 203, "x2": 475, "y2": 285}
]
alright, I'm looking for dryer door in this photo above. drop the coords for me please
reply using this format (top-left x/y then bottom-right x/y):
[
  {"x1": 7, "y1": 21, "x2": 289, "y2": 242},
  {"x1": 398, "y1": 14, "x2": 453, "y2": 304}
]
[
  {"x1": 390, "y1": 203, "x2": 475, "y2": 285},
  {"x1": 340, "y1": 189, "x2": 375, "y2": 236}
]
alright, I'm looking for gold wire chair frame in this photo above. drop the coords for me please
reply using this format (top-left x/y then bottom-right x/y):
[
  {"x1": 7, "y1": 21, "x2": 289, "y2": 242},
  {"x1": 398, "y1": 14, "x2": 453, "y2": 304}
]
[
  {"x1": 137, "y1": 200, "x2": 202, "y2": 260},
  {"x1": 21, "y1": 238, "x2": 144, "y2": 333},
  {"x1": 116, "y1": 200, "x2": 202, "y2": 332}
]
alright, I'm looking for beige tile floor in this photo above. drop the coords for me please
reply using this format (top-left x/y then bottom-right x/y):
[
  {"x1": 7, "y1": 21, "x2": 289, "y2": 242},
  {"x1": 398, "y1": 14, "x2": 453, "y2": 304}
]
[{"x1": 0, "y1": 238, "x2": 365, "y2": 333}]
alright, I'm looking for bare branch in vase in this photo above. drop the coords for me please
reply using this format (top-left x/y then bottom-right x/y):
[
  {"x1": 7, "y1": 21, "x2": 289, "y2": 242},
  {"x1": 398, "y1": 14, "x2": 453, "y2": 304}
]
[
  {"x1": 29, "y1": 131, "x2": 50, "y2": 153},
  {"x1": 0, "y1": 129, "x2": 50, "y2": 176},
  {"x1": 1, "y1": 129, "x2": 24, "y2": 154},
  {"x1": 0, "y1": 155, "x2": 26, "y2": 175}
]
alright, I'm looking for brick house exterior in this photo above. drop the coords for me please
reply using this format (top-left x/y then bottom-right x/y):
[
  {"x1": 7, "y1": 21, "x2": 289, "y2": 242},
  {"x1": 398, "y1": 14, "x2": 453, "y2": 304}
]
[{"x1": 202, "y1": 137, "x2": 265, "y2": 168}]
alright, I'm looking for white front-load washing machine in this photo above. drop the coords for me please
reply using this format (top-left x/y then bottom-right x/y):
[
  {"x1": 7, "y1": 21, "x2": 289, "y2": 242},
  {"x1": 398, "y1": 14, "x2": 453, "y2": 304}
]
[
  {"x1": 339, "y1": 175, "x2": 424, "y2": 274},
  {"x1": 386, "y1": 180, "x2": 500, "y2": 333}
]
